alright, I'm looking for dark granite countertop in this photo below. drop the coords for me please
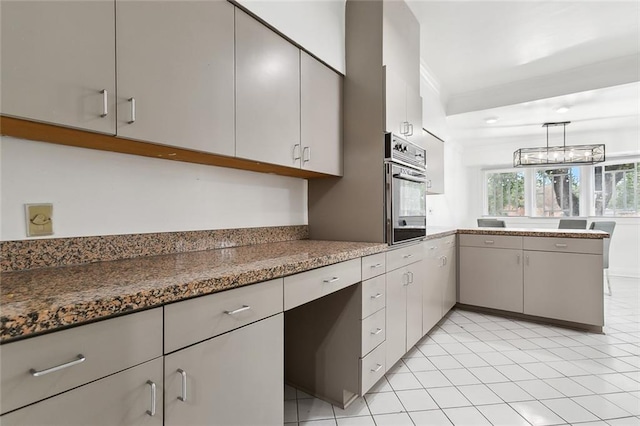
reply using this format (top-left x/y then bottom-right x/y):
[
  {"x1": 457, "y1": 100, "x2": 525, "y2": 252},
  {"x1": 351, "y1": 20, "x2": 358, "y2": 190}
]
[{"x1": 0, "y1": 240, "x2": 386, "y2": 343}]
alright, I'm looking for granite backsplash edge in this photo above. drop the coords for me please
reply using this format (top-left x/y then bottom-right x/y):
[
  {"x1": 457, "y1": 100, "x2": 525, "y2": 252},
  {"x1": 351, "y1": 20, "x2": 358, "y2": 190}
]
[{"x1": 0, "y1": 225, "x2": 309, "y2": 272}]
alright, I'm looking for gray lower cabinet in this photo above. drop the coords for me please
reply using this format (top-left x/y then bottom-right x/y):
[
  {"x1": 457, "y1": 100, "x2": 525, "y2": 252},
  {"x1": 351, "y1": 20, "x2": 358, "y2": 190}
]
[
  {"x1": 115, "y1": 0, "x2": 234, "y2": 155},
  {"x1": 300, "y1": 51, "x2": 343, "y2": 176},
  {"x1": 235, "y1": 8, "x2": 301, "y2": 168},
  {"x1": 442, "y1": 245, "x2": 457, "y2": 314},
  {"x1": 459, "y1": 246, "x2": 524, "y2": 313},
  {"x1": 164, "y1": 314, "x2": 284, "y2": 426},
  {"x1": 0, "y1": 358, "x2": 163, "y2": 426},
  {"x1": 0, "y1": 0, "x2": 116, "y2": 134},
  {"x1": 386, "y1": 260, "x2": 423, "y2": 369},
  {"x1": 422, "y1": 237, "x2": 457, "y2": 335}
]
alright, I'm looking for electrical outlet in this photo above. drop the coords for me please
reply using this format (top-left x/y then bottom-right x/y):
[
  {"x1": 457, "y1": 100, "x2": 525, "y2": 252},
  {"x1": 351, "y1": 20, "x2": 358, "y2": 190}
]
[{"x1": 25, "y1": 204, "x2": 54, "y2": 237}]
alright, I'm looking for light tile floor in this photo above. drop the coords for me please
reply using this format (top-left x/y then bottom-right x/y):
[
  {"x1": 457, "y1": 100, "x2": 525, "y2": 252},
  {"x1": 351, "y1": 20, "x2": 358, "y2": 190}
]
[{"x1": 284, "y1": 276, "x2": 640, "y2": 425}]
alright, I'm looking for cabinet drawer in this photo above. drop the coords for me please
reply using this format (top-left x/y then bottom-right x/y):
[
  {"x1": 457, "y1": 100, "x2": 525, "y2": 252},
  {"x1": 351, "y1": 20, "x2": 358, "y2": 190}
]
[
  {"x1": 523, "y1": 237, "x2": 603, "y2": 255},
  {"x1": 362, "y1": 252, "x2": 386, "y2": 281},
  {"x1": 0, "y1": 308, "x2": 162, "y2": 415},
  {"x1": 0, "y1": 357, "x2": 163, "y2": 426},
  {"x1": 361, "y1": 308, "x2": 385, "y2": 356},
  {"x1": 459, "y1": 234, "x2": 523, "y2": 250},
  {"x1": 361, "y1": 275, "x2": 386, "y2": 319},
  {"x1": 360, "y1": 341, "x2": 386, "y2": 395},
  {"x1": 164, "y1": 278, "x2": 283, "y2": 353},
  {"x1": 424, "y1": 235, "x2": 456, "y2": 258},
  {"x1": 284, "y1": 258, "x2": 361, "y2": 310},
  {"x1": 386, "y1": 242, "x2": 423, "y2": 272}
]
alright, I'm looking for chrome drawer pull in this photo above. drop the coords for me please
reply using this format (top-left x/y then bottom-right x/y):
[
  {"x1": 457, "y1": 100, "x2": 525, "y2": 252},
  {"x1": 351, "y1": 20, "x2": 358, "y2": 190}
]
[
  {"x1": 128, "y1": 97, "x2": 136, "y2": 123},
  {"x1": 484, "y1": 240, "x2": 495, "y2": 245},
  {"x1": 146, "y1": 380, "x2": 157, "y2": 416},
  {"x1": 371, "y1": 293, "x2": 383, "y2": 300},
  {"x1": 30, "y1": 354, "x2": 86, "y2": 377},
  {"x1": 303, "y1": 146, "x2": 311, "y2": 163},
  {"x1": 555, "y1": 243, "x2": 568, "y2": 248},
  {"x1": 293, "y1": 144, "x2": 301, "y2": 161},
  {"x1": 371, "y1": 364, "x2": 383, "y2": 373},
  {"x1": 225, "y1": 305, "x2": 251, "y2": 315},
  {"x1": 429, "y1": 246, "x2": 437, "y2": 250},
  {"x1": 323, "y1": 277, "x2": 340, "y2": 283},
  {"x1": 371, "y1": 328, "x2": 383, "y2": 335},
  {"x1": 370, "y1": 263, "x2": 383, "y2": 269},
  {"x1": 177, "y1": 369, "x2": 187, "y2": 402},
  {"x1": 100, "y1": 89, "x2": 108, "y2": 117},
  {"x1": 403, "y1": 254, "x2": 414, "y2": 259}
]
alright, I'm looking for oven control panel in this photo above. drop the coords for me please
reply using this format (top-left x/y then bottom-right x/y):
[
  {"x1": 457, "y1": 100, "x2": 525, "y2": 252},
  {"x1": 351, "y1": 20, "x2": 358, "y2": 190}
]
[{"x1": 385, "y1": 133, "x2": 426, "y2": 171}]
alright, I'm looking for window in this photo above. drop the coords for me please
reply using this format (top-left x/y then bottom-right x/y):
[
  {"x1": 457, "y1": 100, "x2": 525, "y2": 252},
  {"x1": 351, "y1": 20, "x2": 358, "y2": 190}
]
[
  {"x1": 535, "y1": 167, "x2": 581, "y2": 217},
  {"x1": 486, "y1": 171, "x2": 525, "y2": 216},
  {"x1": 594, "y1": 161, "x2": 640, "y2": 216}
]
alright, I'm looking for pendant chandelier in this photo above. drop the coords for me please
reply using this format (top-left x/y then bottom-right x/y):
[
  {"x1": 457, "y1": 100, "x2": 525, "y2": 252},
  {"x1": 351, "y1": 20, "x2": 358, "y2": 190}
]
[{"x1": 513, "y1": 121, "x2": 605, "y2": 167}]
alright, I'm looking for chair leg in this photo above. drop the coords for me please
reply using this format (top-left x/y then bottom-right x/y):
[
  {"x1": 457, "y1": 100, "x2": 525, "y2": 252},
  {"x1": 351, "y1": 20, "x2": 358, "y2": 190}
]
[{"x1": 605, "y1": 269, "x2": 612, "y2": 296}]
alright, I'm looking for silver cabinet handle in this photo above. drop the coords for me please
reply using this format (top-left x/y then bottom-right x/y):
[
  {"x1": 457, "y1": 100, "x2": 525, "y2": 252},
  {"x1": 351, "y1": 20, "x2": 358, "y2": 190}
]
[
  {"x1": 443, "y1": 256, "x2": 447, "y2": 266},
  {"x1": 526, "y1": 255, "x2": 530, "y2": 266},
  {"x1": 302, "y1": 146, "x2": 311, "y2": 163},
  {"x1": 128, "y1": 97, "x2": 136, "y2": 123},
  {"x1": 408, "y1": 271, "x2": 414, "y2": 283},
  {"x1": 484, "y1": 240, "x2": 495, "y2": 245},
  {"x1": 400, "y1": 121, "x2": 409, "y2": 135},
  {"x1": 517, "y1": 254, "x2": 521, "y2": 264},
  {"x1": 427, "y1": 179, "x2": 432, "y2": 188},
  {"x1": 225, "y1": 305, "x2": 251, "y2": 315},
  {"x1": 429, "y1": 246, "x2": 437, "y2": 250},
  {"x1": 371, "y1": 293, "x2": 383, "y2": 299},
  {"x1": 403, "y1": 253, "x2": 414, "y2": 259},
  {"x1": 177, "y1": 369, "x2": 187, "y2": 402},
  {"x1": 370, "y1": 263, "x2": 383, "y2": 269},
  {"x1": 402, "y1": 272, "x2": 409, "y2": 286},
  {"x1": 371, "y1": 328, "x2": 383, "y2": 335},
  {"x1": 100, "y1": 89, "x2": 108, "y2": 117},
  {"x1": 371, "y1": 364, "x2": 383, "y2": 373},
  {"x1": 30, "y1": 354, "x2": 86, "y2": 377},
  {"x1": 146, "y1": 380, "x2": 157, "y2": 416},
  {"x1": 555, "y1": 243, "x2": 568, "y2": 248},
  {"x1": 293, "y1": 144, "x2": 301, "y2": 161},
  {"x1": 407, "y1": 123, "x2": 414, "y2": 136},
  {"x1": 323, "y1": 277, "x2": 340, "y2": 283}
]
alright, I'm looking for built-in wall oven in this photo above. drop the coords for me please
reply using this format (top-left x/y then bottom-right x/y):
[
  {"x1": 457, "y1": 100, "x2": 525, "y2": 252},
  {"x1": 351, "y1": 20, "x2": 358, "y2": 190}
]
[{"x1": 385, "y1": 133, "x2": 427, "y2": 245}]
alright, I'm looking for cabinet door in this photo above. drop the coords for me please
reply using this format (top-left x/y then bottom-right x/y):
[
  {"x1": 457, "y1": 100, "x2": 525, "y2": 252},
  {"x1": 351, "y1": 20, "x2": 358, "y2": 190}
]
[
  {"x1": 459, "y1": 247, "x2": 523, "y2": 313},
  {"x1": 406, "y1": 260, "x2": 424, "y2": 350},
  {"x1": 301, "y1": 52, "x2": 343, "y2": 176},
  {"x1": 405, "y1": 89, "x2": 422, "y2": 144},
  {"x1": 425, "y1": 130, "x2": 445, "y2": 194},
  {"x1": 422, "y1": 254, "x2": 443, "y2": 335},
  {"x1": 116, "y1": 0, "x2": 234, "y2": 155},
  {"x1": 524, "y1": 251, "x2": 603, "y2": 326},
  {"x1": 385, "y1": 266, "x2": 408, "y2": 369},
  {"x1": 384, "y1": 67, "x2": 407, "y2": 136},
  {"x1": 442, "y1": 247, "x2": 457, "y2": 315},
  {"x1": 1, "y1": 0, "x2": 116, "y2": 134},
  {"x1": 0, "y1": 358, "x2": 163, "y2": 426},
  {"x1": 165, "y1": 314, "x2": 284, "y2": 426},
  {"x1": 236, "y1": 9, "x2": 301, "y2": 168}
]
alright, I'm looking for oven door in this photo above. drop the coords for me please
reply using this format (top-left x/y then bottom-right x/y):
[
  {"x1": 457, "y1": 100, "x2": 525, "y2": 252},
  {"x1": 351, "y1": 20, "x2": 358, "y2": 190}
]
[{"x1": 386, "y1": 162, "x2": 427, "y2": 245}]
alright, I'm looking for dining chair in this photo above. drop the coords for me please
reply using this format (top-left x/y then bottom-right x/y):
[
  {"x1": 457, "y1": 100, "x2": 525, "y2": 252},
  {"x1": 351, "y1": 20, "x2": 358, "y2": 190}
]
[
  {"x1": 477, "y1": 218, "x2": 506, "y2": 228},
  {"x1": 589, "y1": 221, "x2": 616, "y2": 296},
  {"x1": 558, "y1": 219, "x2": 587, "y2": 229}
]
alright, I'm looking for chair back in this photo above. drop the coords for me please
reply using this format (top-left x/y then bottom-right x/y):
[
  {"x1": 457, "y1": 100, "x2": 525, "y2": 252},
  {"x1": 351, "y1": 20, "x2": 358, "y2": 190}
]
[
  {"x1": 558, "y1": 219, "x2": 587, "y2": 229},
  {"x1": 477, "y1": 219, "x2": 506, "y2": 228},
  {"x1": 589, "y1": 221, "x2": 616, "y2": 269}
]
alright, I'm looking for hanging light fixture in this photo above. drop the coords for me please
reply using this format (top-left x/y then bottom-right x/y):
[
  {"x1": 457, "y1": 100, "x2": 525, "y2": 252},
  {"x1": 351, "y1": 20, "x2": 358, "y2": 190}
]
[{"x1": 513, "y1": 121, "x2": 605, "y2": 167}]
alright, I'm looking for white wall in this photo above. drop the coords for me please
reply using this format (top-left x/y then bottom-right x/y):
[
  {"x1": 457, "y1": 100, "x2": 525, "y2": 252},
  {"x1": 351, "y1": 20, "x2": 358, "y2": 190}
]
[
  {"x1": 1, "y1": 137, "x2": 307, "y2": 241},
  {"x1": 237, "y1": 0, "x2": 345, "y2": 73}
]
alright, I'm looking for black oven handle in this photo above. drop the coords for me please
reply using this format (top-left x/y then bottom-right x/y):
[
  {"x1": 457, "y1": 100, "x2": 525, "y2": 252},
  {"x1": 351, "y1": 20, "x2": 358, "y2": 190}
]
[{"x1": 392, "y1": 173, "x2": 427, "y2": 184}]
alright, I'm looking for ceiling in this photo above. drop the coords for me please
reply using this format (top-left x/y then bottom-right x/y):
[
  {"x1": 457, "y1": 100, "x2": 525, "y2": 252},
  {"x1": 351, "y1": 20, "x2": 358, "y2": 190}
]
[{"x1": 406, "y1": 0, "x2": 640, "y2": 115}]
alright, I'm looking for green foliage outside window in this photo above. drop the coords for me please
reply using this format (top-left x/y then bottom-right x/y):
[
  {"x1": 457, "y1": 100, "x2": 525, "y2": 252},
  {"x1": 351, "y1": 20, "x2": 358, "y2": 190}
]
[{"x1": 486, "y1": 172, "x2": 525, "y2": 216}]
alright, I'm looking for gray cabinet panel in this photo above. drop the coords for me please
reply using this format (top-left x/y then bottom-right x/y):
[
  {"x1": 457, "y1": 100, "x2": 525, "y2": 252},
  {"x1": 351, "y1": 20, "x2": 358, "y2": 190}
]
[
  {"x1": 406, "y1": 260, "x2": 424, "y2": 350},
  {"x1": 235, "y1": 9, "x2": 301, "y2": 168},
  {"x1": 425, "y1": 130, "x2": 445, "y2": 194},
  {"x1": 459, "y1": 246, "x2": 524, "y2": 313},
  {"x1": 422, "y1": 253, "x2": 443, "y2": 334},
  {"x1": 384, "y1": 67, "x2": 407, "y2": 137},
  {"x1": 443, "y1": 247, "x2": 457, "y2": 314},
  {"x1": 301, "y1": 52, "x2": 343, "y2": 176},
  {"x1": 165, "y1": 314, "x2": 284, "y2": 426},
  {"x1": 116, "y1": 0, "x2": 234, "y2": 155},
  {"x1": 405, "y1": 89, "x2": 423, "y2": 144},
  {"x1": 1, "y1": 358, "x2": 163, "y2": 426},
  {"x1": 385, "y1": 266, "x2": 408, "y2": 369},
  {"x1": 524, "y1": 251, "x2": 603, "y2": 326},
  {"x1": 1, "y1": 0, "x2": 116, "y2": 134}
]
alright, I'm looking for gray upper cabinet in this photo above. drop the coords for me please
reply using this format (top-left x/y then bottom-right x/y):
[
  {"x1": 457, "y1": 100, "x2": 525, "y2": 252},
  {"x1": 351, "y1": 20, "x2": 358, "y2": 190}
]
[
  {"x1": 384, "y1": 67, "x2": 422, "y2": 144},
  {"x1": 115, "y1": 0, "x2": 234, "y2": 156},
  {"x1": 235, "y1": 9, "x2": 301, "y2": 168},
  {"x1": 382, "y1": 0, "x2": 420, "y2": 92},
  {"x1": 301, "y1": 52, "x2": 343, "y2": 176},
  {"x1": 0, "y1": 0, "x2": 116, "y2": 134}
]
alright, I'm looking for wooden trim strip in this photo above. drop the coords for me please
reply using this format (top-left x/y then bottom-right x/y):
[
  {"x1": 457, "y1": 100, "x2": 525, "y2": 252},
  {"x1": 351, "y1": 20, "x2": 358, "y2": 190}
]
[{"x1": 0, "y1": 116, "x2": 333, "y2": 179}]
